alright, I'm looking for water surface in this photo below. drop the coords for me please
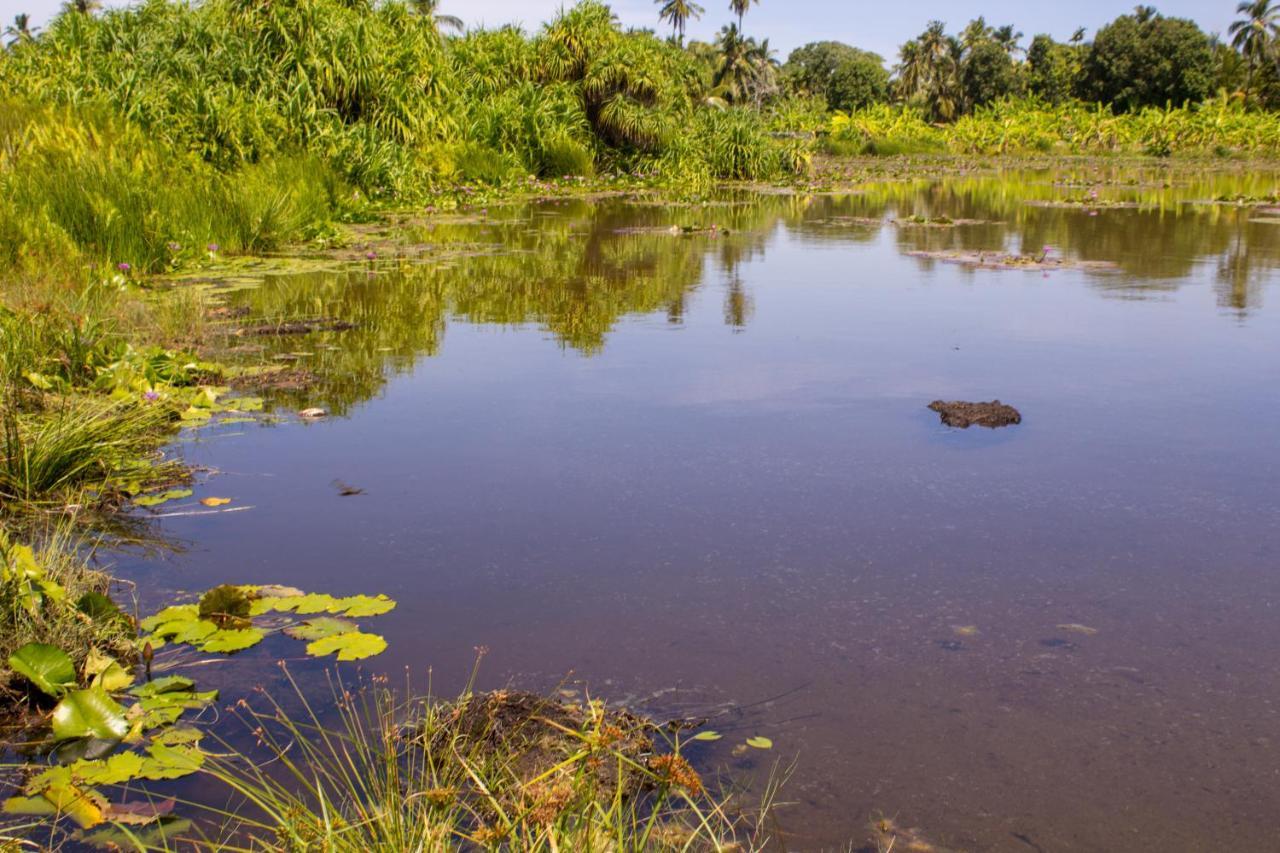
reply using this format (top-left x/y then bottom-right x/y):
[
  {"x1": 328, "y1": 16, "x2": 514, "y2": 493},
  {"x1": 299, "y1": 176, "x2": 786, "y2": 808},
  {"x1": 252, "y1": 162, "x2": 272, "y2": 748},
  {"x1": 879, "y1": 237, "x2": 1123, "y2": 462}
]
[{"x1": 124, "y1": 166, "x2": 1280, "y2": 851}]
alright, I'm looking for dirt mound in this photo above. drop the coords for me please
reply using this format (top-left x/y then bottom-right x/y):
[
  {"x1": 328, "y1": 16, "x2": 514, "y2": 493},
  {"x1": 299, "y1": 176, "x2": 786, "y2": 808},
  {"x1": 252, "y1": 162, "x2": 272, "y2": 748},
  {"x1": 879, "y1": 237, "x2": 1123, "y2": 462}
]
[{"x1": 929, "y1": 400, "x2": 1022, "y2": 429}]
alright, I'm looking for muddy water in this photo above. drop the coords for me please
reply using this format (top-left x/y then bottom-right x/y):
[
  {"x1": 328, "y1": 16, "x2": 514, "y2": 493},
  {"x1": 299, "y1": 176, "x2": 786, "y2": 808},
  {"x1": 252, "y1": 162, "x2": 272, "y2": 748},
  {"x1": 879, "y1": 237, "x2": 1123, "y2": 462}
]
[{"x1": 124, "y1": 166, "x2": 1280, "y2": 851}]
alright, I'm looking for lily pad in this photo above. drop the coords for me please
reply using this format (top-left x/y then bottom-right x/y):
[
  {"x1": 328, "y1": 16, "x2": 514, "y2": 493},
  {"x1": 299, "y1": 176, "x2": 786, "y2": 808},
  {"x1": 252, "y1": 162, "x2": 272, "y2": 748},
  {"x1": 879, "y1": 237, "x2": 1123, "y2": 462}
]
[
  {"x1": 305, "y1": 631, "x2": 388, "y2": 661},
  {"x1": 745, "y1": 736, "x2": 773, "y2": 750},
  {"x1": 691, "y1": 731, "x2": 723, "y2": 742},
  {"x1": 140, "y1": 605, "x2": 197, "y2": 633},
  {"x1": 53, "y1": 689, "x2": 130, "y2": 742},
  {"x1": 200, "y1": 628, "x2": 264, "y2": 653},
  {"x1": 9, "y1": 643, "x2": 76, "y2": 698},
  {"x1": 337, "y1": 594, "x2": 397, "y2": 618},
  {"x1": 129, "y1": 676, "x2": 196, "y2": 697},
  {"x1": 284, "y1": 617, "x2": 358, "y2": 641}
]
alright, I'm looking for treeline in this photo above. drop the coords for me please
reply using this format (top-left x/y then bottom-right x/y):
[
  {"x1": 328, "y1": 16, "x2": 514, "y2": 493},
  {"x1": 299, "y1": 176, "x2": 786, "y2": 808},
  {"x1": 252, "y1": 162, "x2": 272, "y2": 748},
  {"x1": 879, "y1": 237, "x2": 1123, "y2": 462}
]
[{"x1": 779, "y1": 5, "x2": 1280, "y2": 119}]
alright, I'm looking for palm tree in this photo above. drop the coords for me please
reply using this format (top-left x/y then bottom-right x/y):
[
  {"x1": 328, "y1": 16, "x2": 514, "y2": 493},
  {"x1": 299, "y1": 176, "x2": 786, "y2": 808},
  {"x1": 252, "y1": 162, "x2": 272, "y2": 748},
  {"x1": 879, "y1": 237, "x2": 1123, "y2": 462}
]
[
  {"x1": 61, "y1": 0, "x2": 101, "y2": 14},
  {"x1": 656, "y1": 0, "x2": 704, "y2": 45},
  {"x1": 4, "y1": 13, "x2": 38, "y2": 46},
  {"x1": 993, "y1": 24, "x2": 1023, "y2": 56},
  {"x1": 1230, "y1": 0, "x2": 1280, "y2": 104},
  {"x1": 410, "y1": 0, "x2": 463, "y2": 34},
  {"x1": 898, "y1": 21, "x2": 962, "y2": 121},
  {"x1": 1070, "y1": 27, "x2": 1087, "y2": 45},
  {"x1": 713, "y1": 23, "x2": 757, "y2": 102},
  {"x1": 728, "y1": 0, "x2": 757, "y2": 32}
]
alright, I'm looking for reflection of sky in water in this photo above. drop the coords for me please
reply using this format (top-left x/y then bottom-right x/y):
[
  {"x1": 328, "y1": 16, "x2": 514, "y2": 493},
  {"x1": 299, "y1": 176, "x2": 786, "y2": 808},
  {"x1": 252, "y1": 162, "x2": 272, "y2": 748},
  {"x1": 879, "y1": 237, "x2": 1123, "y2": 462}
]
[{"x1": 123, "y1": 170, "x2": 1280, "y2": 851}]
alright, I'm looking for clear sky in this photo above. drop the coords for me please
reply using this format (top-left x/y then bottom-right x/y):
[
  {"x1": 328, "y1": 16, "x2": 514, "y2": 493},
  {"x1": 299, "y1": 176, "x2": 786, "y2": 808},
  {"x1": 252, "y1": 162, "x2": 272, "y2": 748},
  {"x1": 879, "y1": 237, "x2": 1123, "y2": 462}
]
[{"x1": 13, "y1": 0, "x2": 1239, "y2": 63}]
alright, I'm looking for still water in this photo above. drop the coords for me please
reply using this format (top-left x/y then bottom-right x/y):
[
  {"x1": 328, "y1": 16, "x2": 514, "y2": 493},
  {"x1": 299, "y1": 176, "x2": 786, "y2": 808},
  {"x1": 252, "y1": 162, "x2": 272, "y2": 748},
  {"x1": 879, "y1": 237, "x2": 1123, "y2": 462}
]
[{"x1": 124, "y1": 165, "x2": 1280, "y2": 851}]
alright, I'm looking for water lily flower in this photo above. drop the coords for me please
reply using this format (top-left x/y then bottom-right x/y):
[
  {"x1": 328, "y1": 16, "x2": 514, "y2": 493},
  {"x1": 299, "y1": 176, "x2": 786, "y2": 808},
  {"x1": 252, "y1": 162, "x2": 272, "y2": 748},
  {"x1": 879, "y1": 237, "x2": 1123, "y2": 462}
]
[
  {"x1": 366, "y1": 251, "x2": 376, "y2": 261},
  {"x1": 117, "y1": 262, "x2": 131, "y2": 273},
  {"x1": 143, "y1": 390, "x2": 160, "y2": 402},
  {"x1": 207, "y1": 243, "x2": 219, "y2": 253}
]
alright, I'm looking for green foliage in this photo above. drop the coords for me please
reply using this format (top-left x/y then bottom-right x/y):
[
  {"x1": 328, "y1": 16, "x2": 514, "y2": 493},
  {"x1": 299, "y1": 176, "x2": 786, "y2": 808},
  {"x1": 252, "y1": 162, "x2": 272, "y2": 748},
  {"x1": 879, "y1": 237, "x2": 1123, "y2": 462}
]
[
  {"x1": 784, "y1": 41, "x2": 890, "y2": 111},
  {"x1": 1027, "y1": 35, "x2": 1084, "y2": 105},
  {"x1": 8, "y1": 642, "x2": 77, "y2": 697},
  {"x1": 829, "y1": 97, "x2": 1280, "y2": 157},
  {"x1": 1079, "y1": 10, "x2": 1215, "y2": 111}
]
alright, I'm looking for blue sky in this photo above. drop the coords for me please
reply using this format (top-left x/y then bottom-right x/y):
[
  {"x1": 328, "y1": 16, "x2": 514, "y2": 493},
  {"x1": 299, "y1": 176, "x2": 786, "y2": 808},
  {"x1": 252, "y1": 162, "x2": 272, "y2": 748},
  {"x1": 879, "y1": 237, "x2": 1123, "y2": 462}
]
[{"x1": 15, "y1": 0, "x2": 1238, "y2": 62}]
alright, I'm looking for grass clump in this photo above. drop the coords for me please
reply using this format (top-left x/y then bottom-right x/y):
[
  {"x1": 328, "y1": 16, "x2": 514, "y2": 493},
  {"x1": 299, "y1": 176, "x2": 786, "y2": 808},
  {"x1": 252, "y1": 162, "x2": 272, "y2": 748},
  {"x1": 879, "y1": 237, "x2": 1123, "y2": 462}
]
[{"x1": 197, "y1": 669, "x2": 779, "y2": 851}]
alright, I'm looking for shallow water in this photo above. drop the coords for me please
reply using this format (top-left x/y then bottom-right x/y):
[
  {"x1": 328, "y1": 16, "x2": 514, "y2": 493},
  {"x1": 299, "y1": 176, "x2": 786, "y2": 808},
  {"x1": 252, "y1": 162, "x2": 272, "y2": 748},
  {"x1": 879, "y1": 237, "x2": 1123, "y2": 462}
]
[{"x1": 124, "y1": 165, "x2": 1280, "y2": 851}]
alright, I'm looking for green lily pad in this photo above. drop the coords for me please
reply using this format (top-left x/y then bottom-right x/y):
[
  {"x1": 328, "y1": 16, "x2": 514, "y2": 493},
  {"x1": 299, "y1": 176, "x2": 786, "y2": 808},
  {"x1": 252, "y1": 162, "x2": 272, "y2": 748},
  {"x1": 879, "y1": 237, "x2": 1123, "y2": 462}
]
[
  {"x1": 337, "y1": 594, "x2": 397, "y2": 617},
  {"x1": 691, "y1": 731, "x2": 723, "y2": 742},
  {"x1": 52, "y1": 688, "x2": 130, "y2": 742},
  {"x1": 745, "y1": 736, "x2": 773, "y2": 750},
  {"x1": 140, "y1": 605, "x2": 197, "y2": 632},
  {"x1": 305, "y1": 631, "x2": 388, "y2": 661},
  {"x1": 283, "y1": 617, "x2": 357, "y2": 641},
  {"x1": 8, "y1": 643, "x2": 76, "y2": 698},
  {"x1": 200, "y1": 628, "x2": 264, "y2": 653},
  {"x1": 129, "y1": 676, "x2": 196, "y2": 697},
  {"x1": 138, "y1": 743, "x2": 204, "y2": 780}
]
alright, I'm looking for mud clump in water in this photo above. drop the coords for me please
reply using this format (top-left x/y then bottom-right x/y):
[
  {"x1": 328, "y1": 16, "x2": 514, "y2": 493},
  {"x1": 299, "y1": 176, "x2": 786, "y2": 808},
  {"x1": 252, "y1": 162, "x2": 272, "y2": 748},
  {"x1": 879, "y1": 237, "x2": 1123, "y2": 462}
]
[{"x1": 929, "y1": 400, "x2": 1022, "y2": 429}]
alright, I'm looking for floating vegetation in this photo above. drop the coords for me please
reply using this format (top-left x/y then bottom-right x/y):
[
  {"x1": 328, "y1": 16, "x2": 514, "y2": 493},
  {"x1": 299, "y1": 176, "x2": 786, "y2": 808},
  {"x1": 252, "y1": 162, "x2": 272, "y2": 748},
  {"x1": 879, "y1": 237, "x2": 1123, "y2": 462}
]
[
  {"x1": 1026, "y1": 198, "x2": 1141, "y2": 209},
  {"x1": 1057, "y1": 623, "x2": 1099, "y2": 636},
  {"x1": 141, "y1": 586, "x2": 396, "y2": 660},
  {"x1": 907, "y1": 249, "x2": 1119, "y2": 272}
]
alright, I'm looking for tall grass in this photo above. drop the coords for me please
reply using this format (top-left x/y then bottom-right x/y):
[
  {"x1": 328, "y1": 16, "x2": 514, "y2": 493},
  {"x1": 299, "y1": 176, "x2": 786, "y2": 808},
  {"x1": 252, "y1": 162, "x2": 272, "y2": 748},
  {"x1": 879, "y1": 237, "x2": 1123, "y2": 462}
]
[{"x1": 0, "y1": 397, "x2": 174, "y2": 507}]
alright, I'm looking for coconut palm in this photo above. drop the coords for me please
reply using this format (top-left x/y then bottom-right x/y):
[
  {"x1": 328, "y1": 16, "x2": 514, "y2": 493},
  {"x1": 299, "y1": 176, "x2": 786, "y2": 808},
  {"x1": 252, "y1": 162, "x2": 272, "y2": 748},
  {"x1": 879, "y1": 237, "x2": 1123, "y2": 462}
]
[
  {"x1": 993, "y1": 24, "x2": 1023, "y2": 56},
  {"x1": 656, "y1": 0, "x2": 704, "y2": 45},
  {"x1": 61, "y1": 0, "x2": 101, "y2": 14},
  {"x1": 897, "y1": 21, "x2": 962, "y2": 121},
  {"x1": 728, "y1": 0, "x2": 757, "y2": 32},
  {"x1": 1230, "y1": 0, "x2": 1280, "y2": 103},
  {"x1": 410, "y1": 0, "x2": 464, "y2": 34},
  {"x1": 4, "y1": 13, "x2": 39, "y2": 46},
  {"x1": 713, "y1": 23, "x2": 757, "y2": 103}
]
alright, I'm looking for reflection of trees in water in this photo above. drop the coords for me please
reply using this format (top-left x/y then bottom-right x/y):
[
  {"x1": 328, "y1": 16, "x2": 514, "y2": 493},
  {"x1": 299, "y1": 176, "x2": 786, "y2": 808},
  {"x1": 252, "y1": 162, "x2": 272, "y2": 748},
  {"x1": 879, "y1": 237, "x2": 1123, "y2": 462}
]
[
  {"x1": 799, "y1": 173, "x2": 1280, "y2": 304},
  {"x1": 223, "y1": 175, "x2": 1279, "y2": 412},
  {"x1": 224, "y1": 198, "x2": 786, "y2": 411}
]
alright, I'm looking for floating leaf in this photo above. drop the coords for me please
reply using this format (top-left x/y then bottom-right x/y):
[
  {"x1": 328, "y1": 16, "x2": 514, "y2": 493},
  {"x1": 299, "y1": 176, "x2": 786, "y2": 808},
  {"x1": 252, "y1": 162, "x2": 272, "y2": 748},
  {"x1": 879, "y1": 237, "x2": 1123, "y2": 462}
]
[
  {"x1": 305, "y1": 631, "x2": 387, "y2": 661},
  {"x1": 1057, "y1": 623, "x2": 1099, "y2": 636},
  {"x1": 200, "y1": 628, "x2": 264, "y2": 653},
  {"x1": 70, "y1": 752, "x2": 147, "y2": 787},
  {"x1": 337, "y1": 594, "x2": 397, "y2": 618},
  {"x1": 745, "y1": 736, "x2": 773, "y2": 750},
  {"x1": 134, "y1": 489, "x2": 193, "y2": 508},
  {"x1": 256, "y1": 584, "x2": 305, "y2": 598},
  {"x1": 200, "y1": 497, "x2": 232, "y2": 507},
  {"x1": 129, "y1": 676, "x2": 195, "y2": 698},
  {"x1": 8, "y1": 643, "x2": 76, "y2": 698},
  {"x1": 138, "y1": 743, "x2": 204, "y2": 781},
  {"x1": 221, "y1": 397, "x2": 264, "y2": 412},
  {"x1": 284, "y1": 617, "x2": 357, "y2": 641},
  {"x1": 152, "y1": 619, "x2": 217, "y2": 645},
  {"x1": 52, "y1": 688, "x2": 130, "y2": 742},
  {"x1": 691, "y1": 731, "x2": 723, "y2": 742},
  {"x1": 140, "y1": 605, "x2": 197, "y2": 633},
  {"x1": 198, "y1": 585, "x2": 251, "y2": 627}
]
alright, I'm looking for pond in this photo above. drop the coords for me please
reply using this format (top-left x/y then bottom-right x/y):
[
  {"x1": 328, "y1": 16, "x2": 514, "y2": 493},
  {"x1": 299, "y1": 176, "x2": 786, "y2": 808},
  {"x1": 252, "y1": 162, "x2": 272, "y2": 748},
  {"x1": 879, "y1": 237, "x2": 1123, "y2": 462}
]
[{"x1": 121, "y1": 164, "x2": 1280, "y2": 851}]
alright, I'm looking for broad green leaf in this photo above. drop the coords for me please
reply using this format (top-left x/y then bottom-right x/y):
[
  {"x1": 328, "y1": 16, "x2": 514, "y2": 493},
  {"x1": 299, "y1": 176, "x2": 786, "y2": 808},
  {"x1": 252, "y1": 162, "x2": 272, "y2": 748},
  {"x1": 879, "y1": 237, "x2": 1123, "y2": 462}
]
[
  {"x1": 129, "y1": 676, "x2": 195, "y2": 697},
  {"x1": 745, "y1": 736, "x2": 773, "y2": 750},
  {"x1": 52, "y1": 688, "x2": 130, "y2": 742},
  {"x1": 293, "y1": 593, "x2": 344, "y2": 615},
  {"x1": 71, "y1": 752, "x2": 147, "y2": 787},
  {"x1": 151, "y1": 618, "x2": 217, "y2": 645},
  {"x1": 283, "y1": 617, "x2": 357, "y2": 641},
  {"x1": 200, "y1": 628, "x2": 264, "y2": 653},
  {"x1": 140, "y1": 605, "x2": 197, "y2": 633},
  {"x1": 139, "y1": 743, "x2": 204, "y2": 780},
  {"x1": 8, "y1": 643, "x2": 76, "y2": 698},
  {"x1": 305, "y1": 631, "x2": 388, "y2": 661},
  {"x1": 337, "y1": 594, "x2": 397, "y2": 618},
  {"x1": 152, "y1": 727, "x2": 204, "y2": 746},
  {"x1": 44, "y1": 783, "x2": 107, "y2": 827},
  {"x1": 691, "y1": 731, "x2": 723, "y2": 742},
  {"x1": 4, "y1": 795, "x2": 57, "y2": 817},
  {"x1": 77, "y1": 592, "x2": 124, "y2": 624}
]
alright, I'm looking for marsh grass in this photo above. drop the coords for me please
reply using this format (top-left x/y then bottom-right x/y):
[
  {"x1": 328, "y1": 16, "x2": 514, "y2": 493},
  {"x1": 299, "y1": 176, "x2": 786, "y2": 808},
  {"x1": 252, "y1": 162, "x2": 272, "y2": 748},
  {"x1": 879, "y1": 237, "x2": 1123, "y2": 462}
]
[
  {"x1": 0, "y1": 525, "x2": 136, "y2": 701},
  {"x1": 188, "y1": 667, "x2": 782, "y2": 852},
  {"x1": 0, "y1": 397, "x2": 175, "y2": 509}
]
